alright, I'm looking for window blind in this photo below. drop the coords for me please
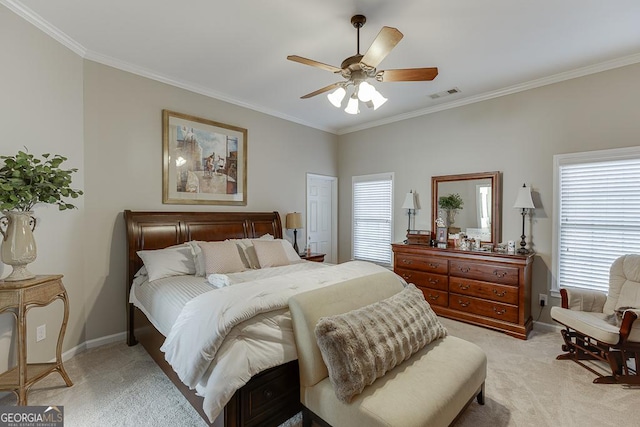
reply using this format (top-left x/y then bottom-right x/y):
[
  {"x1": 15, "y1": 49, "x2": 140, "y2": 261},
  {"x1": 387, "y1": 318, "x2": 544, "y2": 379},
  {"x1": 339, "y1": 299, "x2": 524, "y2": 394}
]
[
  {"x1": 556, "y1": 154, "x2": 640, "y2": 294},
  {"x1": 352, "y1": 173, "x2": 393, "y2": 266}
]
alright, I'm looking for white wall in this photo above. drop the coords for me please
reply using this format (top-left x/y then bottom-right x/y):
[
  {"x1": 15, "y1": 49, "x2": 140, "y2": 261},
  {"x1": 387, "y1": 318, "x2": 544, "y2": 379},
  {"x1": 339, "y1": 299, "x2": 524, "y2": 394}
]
[
  {"x1": 337, "y1": 62, "x2": 640, "y2": 323},
  {"x1": 0, "y1": 6, "x2": 85, "y2": 369}
]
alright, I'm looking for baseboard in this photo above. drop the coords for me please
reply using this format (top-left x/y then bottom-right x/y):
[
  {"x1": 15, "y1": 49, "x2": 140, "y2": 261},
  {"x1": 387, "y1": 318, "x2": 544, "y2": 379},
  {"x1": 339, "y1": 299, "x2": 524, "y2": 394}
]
[
  {"x1": 533, "y1": 320, "x2": 562, "y2": 333},
  {"x1": 53, "y1": 331, "x2": 127, "y2": 363}
]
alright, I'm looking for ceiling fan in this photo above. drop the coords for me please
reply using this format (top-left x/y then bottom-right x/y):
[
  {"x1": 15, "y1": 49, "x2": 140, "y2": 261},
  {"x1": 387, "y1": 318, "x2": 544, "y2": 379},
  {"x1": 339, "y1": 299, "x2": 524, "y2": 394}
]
[{"x1": 287, "y1": 15, "x2": 438, "y2": 114}]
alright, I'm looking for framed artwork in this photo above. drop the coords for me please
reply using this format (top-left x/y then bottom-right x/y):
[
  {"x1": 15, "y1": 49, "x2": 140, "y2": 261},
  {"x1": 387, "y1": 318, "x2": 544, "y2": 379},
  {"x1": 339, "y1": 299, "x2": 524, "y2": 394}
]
[
  {"x1": 162, "y1": 110, "x2": 247, "y2": 205},
  {"x1": 437, "y1": 226, "x2": 448, "y2": 243}
]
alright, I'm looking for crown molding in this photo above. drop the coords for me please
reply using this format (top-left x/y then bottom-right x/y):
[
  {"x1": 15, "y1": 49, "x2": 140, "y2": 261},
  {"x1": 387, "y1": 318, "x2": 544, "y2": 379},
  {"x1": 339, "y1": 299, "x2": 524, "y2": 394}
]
[
  {"x1": 1, "y1": 0, "x2": 86, "y2": 56},
  {"x1": 337, "y1": 52, "x2": 640, "y2": 135},
  {"x1": 5, "y1": 0, "x2": 639, "y2": 137},
  {"x1": 84, "y1": 50, "x2": 336, "y2": 134}
]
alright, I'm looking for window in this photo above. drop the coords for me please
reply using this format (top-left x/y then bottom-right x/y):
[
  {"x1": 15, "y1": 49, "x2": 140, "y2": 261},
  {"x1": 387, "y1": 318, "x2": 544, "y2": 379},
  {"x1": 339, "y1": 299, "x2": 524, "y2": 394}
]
[
  {"x1": 352, "y1": 173, "x2": 393, "y2": 266},
  {"x1": 553, "y1": 147, "x2": 640, "y2": 294}
]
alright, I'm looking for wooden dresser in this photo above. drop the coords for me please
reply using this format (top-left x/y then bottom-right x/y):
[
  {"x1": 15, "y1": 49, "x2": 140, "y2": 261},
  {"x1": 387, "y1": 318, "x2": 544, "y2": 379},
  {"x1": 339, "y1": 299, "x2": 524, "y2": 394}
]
[{"x1": 392, "y1": 244, "x2": 534, "y2": 339}]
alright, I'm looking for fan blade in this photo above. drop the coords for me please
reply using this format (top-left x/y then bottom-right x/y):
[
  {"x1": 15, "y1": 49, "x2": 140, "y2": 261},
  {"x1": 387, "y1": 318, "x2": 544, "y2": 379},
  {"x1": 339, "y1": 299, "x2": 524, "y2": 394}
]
[
  {"x1": 301, "y1": 83, "x2": 341, "y2": 99},
  {"x1": 361, "y1": 26, "x2": 403, "y2": 68},
  {"x1": 287, "y1": 55, "x2": 342, "y2": 73},
  {"x1": 377, "y1": 67, "x2": 439, "y2": 82}
]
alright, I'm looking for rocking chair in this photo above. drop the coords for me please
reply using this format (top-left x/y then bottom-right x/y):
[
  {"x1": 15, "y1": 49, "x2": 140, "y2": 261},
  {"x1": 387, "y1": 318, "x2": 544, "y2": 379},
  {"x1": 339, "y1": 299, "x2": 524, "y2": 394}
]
[{"x1": 550, "y1": 254, "x2": 640, "y2": 384}]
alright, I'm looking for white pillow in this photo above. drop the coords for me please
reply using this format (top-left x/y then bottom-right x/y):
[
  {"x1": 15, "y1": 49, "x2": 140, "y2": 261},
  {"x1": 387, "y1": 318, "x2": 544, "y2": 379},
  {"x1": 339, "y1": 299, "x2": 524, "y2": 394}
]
[
  {"x1": 187, "y1": 241, "x2": 206, "y2": 277},
  {"x1": 199, "y1": 241, "x2": 247, "y2": 274},
  {"x1": 281, "y1": 239, "x2": 302, "y2": 262},
  {"x1": 253, "y1": 240, "x2": 290, "y2": 268},
  {"x1": 137, "y1": 245, "x2": 196, "y2": 281}
]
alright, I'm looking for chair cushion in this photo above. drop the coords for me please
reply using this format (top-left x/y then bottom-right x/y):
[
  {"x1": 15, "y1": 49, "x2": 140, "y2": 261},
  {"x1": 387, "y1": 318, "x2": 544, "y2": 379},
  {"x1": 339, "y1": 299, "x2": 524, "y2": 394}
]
[
  {"x1": 302, "y1": 335, "x2": 486, "y2": 427},
  {"x1": 314, "y1": 284, "x2": 447, "y2": 403},
  {"x1": 603, "y1": 254, "x2": 640, "y2": 315},
  {"x1": 550, "y1": 306, "x2": 620, "y2": 344}
]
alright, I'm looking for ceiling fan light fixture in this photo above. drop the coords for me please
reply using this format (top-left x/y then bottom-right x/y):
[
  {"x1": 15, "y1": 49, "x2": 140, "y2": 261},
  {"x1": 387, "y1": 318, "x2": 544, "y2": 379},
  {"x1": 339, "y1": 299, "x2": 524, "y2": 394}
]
[
  {"x1": 345, "y1": 95, "x2": 360, "y2": 114},
  {"x1": 357, "y1": 81, "x2": 375, "y2": 102},
  {"x1": 370, "y1": 90, "x2": 388, "y2": 110},
  {"x1": 327, "y1": 87, "x2": 346, "y2": 108}
]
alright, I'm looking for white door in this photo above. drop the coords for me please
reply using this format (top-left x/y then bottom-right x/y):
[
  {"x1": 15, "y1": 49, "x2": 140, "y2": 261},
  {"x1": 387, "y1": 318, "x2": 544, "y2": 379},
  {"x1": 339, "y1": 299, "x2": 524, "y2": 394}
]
[{"x1": 306, "y1": 174, "x2": 337, "y2": 263}]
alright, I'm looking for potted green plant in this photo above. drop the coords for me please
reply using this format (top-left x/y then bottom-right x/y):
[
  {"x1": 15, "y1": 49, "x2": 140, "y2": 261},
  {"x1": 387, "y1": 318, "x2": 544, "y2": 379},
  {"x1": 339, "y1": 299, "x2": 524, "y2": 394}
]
[
  {"x1": 438, "y1": 193, "x2": 464, "y2": 227},
  {"x1": 0, "y1": 150, "x2": 83, "y2": 281}
]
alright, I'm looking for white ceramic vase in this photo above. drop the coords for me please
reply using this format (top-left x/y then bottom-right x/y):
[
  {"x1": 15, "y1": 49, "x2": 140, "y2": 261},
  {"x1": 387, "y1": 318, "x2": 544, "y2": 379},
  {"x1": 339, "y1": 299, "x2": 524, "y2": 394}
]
[{"x1": 0, "y1": 211, "x2": 37, "y2": 281}]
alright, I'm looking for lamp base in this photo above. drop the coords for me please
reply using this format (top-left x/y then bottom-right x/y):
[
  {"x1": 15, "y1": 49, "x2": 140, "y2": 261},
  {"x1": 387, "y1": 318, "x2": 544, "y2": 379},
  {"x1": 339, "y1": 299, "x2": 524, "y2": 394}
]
[{"x1": 293, "y1": 229, "x2": 299, "y2": 254}]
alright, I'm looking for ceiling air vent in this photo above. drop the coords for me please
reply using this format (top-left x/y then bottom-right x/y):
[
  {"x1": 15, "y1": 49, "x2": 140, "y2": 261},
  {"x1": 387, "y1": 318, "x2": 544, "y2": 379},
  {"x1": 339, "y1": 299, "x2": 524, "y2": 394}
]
[{"x1": 429, "y1": 87, "x2": 461, "y2": 100}]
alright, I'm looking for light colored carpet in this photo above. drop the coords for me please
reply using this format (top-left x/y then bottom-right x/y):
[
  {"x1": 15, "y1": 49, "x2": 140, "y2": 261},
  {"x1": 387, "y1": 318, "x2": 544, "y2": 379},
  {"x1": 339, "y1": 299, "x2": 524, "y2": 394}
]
[{"x1": 1, "y1": 318, "x2": 638, "y2": 426}]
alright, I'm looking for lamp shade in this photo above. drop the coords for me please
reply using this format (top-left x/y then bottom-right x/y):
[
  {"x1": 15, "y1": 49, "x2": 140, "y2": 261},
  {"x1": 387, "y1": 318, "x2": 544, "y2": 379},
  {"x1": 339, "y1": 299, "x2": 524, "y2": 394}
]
[
  {"x1": 513, "y1": 184, "x2": 535, "y2": 209},
  {"x1": 402, "y1": 191, "x2": 416, "y2": 210},
  {"x1": 285, "y1": 212, "x2": 303, "y2": 229}
]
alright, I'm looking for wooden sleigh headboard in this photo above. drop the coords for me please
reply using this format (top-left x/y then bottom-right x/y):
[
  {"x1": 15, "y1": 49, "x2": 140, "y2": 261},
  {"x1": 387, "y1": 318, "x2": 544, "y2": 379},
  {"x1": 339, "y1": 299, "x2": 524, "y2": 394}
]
[{"x1": 123, "y1": 210, "x2": 283, "y2": 342}]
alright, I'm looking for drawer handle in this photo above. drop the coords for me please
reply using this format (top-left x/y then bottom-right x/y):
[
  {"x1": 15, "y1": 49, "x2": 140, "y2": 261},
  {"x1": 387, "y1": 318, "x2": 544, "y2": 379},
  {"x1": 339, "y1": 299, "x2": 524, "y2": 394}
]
[
  {"x1": 428, "y1": 262, "x2": 440, "y2": 268},
  {"x1": 493, "y1": 307, "x2": 507, "y2": 315},
  {"x1": 428, "y1": 278, "x2": 440, "y2": 285},
  {"x1": 428, "y1": 294, "x2": 439, "y2": 301},
  {"x1": 457, "y1": 299, "x2": 470, "y2": 307},
  {"x1": 492, "y1": 289, "x2": 507, "y2": 297},
  {"x1": 457, "y1": 283, "x2": 470, "y2": 290},
  {"x1": 402, "y1": 259, "x2": 413, "y2": 265},
  {"x1": 402, "y1": 273, "x2": 412, "y2": 280},
  {"x1": 263, "y1": 389, "x2": 274, "y2": 399},
  {"x1": 458, "y1": 266, "x2": 470, "y2": 273},
  {"x1": 493, "y1": 270, "x2": 507, "y2": 278}
]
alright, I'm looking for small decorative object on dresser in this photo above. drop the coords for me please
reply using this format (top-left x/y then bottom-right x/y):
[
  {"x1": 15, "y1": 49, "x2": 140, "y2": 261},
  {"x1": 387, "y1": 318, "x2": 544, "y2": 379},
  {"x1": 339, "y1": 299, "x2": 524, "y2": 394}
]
[
  {"x1": 0, "y1": 150, "x2": 83, "y2": 281},
  {"x1": 392, "y1": 243, "x2": 534, "y2": 339},
  {"x1": 401, "y1": 190, "x2": 417, "y2": 232},
  {"x1": 513, "y1": 183, "x2": 536, "y2": 254}
]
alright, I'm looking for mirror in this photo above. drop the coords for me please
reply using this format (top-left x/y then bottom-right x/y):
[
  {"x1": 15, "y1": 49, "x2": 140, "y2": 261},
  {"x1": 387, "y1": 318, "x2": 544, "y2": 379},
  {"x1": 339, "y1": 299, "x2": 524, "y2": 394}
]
[{"x1": 431, "y1": 171, "x2": 502, "y2": 244}]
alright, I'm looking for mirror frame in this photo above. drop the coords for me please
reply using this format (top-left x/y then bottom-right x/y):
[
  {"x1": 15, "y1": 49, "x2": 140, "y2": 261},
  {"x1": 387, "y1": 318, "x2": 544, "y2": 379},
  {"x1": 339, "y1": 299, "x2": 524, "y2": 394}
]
[{"x1": 431, "y1": 171, "x2": 502, "y2": 244}]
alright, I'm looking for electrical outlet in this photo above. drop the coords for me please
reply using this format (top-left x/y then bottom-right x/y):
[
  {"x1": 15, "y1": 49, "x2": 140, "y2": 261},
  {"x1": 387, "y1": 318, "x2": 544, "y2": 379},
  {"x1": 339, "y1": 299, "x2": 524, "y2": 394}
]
[
  {"x1": 539, "y1": 293, "x2": 548, "y2": 307},
  {"x1": 36, "y1": 324, "x2": 46, "y2": 342}
]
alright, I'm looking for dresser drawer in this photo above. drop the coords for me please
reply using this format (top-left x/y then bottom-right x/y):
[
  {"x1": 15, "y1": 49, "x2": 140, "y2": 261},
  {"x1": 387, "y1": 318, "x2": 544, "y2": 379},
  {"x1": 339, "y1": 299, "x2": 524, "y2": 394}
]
[
  {"x1": 396, "y1": 268, "x2": 448, "y2": 291},
  {"x1": 450, "y1": 260, "x2": 519, "y2": 285},
  {"x1": 416, "y1": 286, "x2": 448, "y2": 307},
  {"x1": 449, "y1": 277, "x2": 519, "y2": 305},
  {"x1": 395, "y1": 255, "x2": 448, "y2": 274},
  {"x1": 449, "y1": 294, "x2": 518, "y2": 323}
]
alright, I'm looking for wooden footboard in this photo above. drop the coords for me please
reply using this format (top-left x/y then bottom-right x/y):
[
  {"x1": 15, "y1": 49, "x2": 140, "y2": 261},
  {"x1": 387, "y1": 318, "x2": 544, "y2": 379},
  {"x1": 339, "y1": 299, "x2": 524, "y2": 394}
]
[{"x1": 124, "y1": 210, "x2": 302, "y2": 427}]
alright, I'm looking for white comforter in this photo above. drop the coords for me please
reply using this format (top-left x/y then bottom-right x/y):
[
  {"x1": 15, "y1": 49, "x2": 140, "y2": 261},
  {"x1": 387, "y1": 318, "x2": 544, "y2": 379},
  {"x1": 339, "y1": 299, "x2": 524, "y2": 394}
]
[{"x1": 160, "y1": 260, "x2": 391, "y2": 422}]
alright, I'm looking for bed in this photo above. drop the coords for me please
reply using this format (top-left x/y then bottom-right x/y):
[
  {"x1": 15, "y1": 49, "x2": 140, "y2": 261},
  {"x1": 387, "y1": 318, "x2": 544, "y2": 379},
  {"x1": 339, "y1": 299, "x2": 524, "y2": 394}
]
[{"x1": 124, "y1": 210, "x2": 390, "y2": 427}]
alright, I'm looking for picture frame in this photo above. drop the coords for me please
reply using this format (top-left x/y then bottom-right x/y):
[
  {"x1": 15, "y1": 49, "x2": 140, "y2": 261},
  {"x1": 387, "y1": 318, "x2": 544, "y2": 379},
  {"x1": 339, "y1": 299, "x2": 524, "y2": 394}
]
[
  {"x1": 437, "y1": 226, "x2": 448, "y2": 244},
  {"x1": 162, "y1": 110, "x2": 247, "y2": 205}
]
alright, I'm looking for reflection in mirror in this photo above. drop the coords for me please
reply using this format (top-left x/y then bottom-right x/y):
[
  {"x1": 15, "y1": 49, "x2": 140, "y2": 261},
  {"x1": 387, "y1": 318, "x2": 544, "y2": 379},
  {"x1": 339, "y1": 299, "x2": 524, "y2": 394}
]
[{"x1": 432, "y1": 172, "x2": 502, "y2": 244}]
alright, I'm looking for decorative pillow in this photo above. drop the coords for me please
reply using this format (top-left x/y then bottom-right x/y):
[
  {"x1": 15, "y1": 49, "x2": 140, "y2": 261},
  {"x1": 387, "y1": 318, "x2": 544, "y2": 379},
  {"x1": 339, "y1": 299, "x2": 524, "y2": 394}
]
[
  {"x1": 253, "y1": 240, "x2": 290, "y2": 268},
  {"x1": 136, "y1": 245, "x2": 196, "y2": 281},
  {"x1": 232, "y1": 234, "x2": 276, "y2": 269},
  {"x1": 187, "y1": 241, "x2": 206, "y2": 277},
  {"x1": 314, "y1": 284, "x2": 447, "y2": 403},
  {"x1": 198, "y1": 241, "x2": 246, "y2": 274}
]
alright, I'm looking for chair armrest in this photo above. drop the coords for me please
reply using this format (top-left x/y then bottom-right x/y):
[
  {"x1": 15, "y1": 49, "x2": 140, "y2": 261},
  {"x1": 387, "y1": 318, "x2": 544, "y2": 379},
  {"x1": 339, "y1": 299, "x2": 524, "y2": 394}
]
[
  {"x1": 619, "y1": 309, "x2": 639, "y2": 344},
  {"x1": 560, "y1": 287, "x2": 607, "y2": 312}
]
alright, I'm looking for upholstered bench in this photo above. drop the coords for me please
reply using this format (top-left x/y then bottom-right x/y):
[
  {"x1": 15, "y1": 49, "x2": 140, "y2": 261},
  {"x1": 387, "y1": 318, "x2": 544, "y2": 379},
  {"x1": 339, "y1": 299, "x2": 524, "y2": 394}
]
[{"x1": 289, "y1": 270, "x2": 487, "y2": 427}]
